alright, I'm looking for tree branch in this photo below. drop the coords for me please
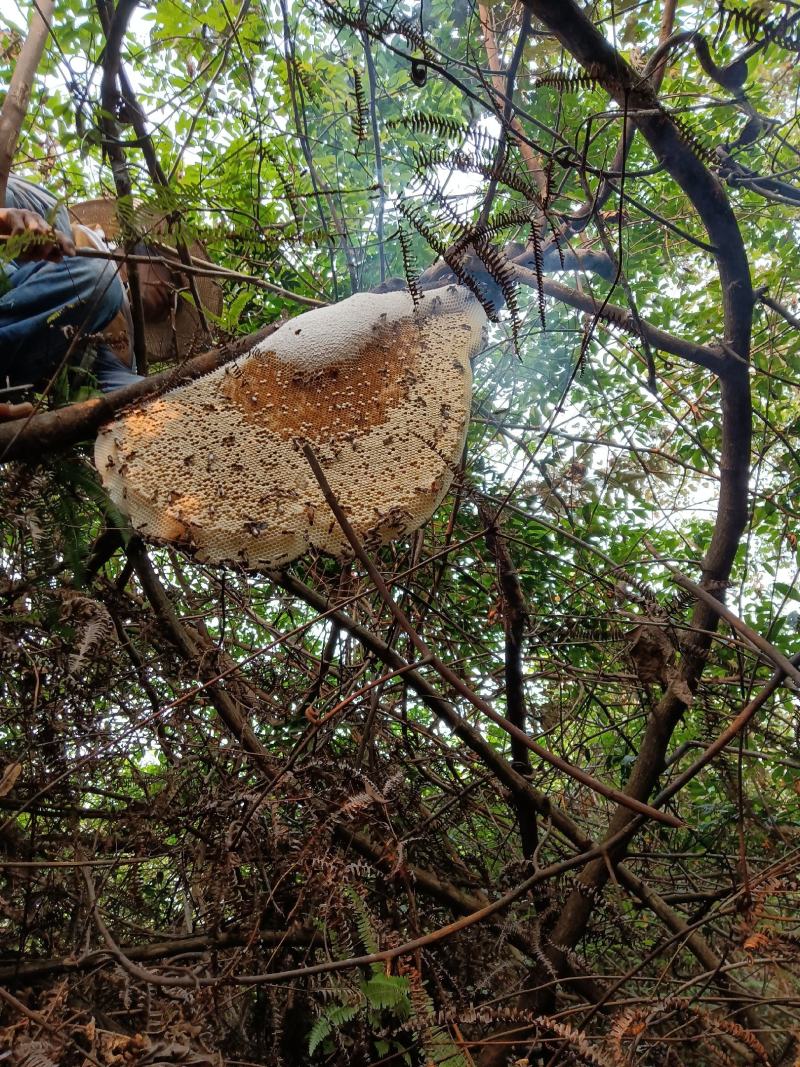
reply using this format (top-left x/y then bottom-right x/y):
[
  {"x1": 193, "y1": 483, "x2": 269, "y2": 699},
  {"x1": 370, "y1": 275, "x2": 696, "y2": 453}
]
[
  {"x1": 477, "y1": 1, "x2": 757, "y2": 1040},
  {"x1": 302, "y1": 443, "x2": 680, "y2": 828},
  {"x1": 277, "y1": 569, "x2": 757, "y2": 1019},
  {"x1": 96, "y1": 0, "x2": 149, "y2": 372},
  {"x1": 515, "y1": 269, "x2": 730, "y2": 374},
  {"x1": 0, "y1": 0, "x2": 55, "y2": 202},
  {"x1": 126, "y1": 538, "x2": 279, "y2": 774},
  {"x1": 480, "y1": 506, "x2": 538, "y2": 859}
]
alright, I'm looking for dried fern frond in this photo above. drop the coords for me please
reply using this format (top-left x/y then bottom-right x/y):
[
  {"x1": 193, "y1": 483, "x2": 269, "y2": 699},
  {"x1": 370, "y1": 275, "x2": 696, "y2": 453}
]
[
  {"x1": 263, "y1": 146, "x2": 301, "y2": 228},
  {"x1": 438, "y1": 244, "x2": 501, "y2": 323},
  {"x1": 396, "y1": 198, "x2": 447, "y2": 257},
  {"x1": 610, "y1": 997, "x2": 771, "y2": 1065},
  {"x1": 528, "y1": 217, "x2": 546, "y2": 328},
  {"x1": 446, "y1": 146, "x2": 544, "y2": 205},
  {"x1": 473, "y1": 239, "x2": 522, "y2": 349},
  {"x1": 538, "y1": 1018, "x2": 618, "y2": 1067},
  {"x1": 449, "y1": 207, "x2": 539, "y2": 252},
  {"x1": 53, "y1": 589, "x2": 117, "y2": 676},
  {"x1": 535, "y1": 67, "x2": 608, "y2": 93},
  {"x1": 351, "y1": 66, "x2": 369, "y2": 143},
  {"x1": 668, "y1": 109, "x2": 718, "y2": 165},
  {"x1": 322, "y1": 0, "x2": 432, "y2": 59},
  {"x1": 397, "y1": 227, "x2": 421, "y2": 308}
]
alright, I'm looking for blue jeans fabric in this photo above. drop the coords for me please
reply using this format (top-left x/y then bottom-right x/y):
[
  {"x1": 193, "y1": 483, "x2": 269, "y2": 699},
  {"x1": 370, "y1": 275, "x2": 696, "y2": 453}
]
[{"x1": 0, "y1": 255, "x2": 140, "y2": 393}]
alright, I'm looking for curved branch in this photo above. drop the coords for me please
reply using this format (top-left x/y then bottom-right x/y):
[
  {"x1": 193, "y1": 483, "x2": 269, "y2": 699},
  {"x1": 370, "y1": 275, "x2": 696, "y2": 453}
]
[
  {"x1": 519, "y1": 0, "x2": 753, "y2": 356},
  {"x1": 493, "y1": 0, "x2": 757, "y2": 1032}
]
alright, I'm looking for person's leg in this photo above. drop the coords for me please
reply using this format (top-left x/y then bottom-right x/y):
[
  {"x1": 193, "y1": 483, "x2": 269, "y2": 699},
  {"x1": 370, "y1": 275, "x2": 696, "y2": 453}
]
[
  {"x1": 92, "y1": 343, "x2": 141, "y2": 392},
  {"x1": 0, "y1": 257, "x2": 125, "y2": 389}
]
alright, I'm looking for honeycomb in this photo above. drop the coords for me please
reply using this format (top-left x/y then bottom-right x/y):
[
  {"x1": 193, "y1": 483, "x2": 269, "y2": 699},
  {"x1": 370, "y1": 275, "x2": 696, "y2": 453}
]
[{"x1": 94, "y1": 285, "x2": 486, "y2": 568}]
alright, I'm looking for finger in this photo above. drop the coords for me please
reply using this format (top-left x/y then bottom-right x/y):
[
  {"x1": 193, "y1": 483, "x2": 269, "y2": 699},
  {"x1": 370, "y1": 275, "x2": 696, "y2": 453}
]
[
  {"x1": 22, "y1": 212, "x2": 49, "y2": 234},
  {"x1": 0, "y1": 402, "x2": 35, "y2": 422}
]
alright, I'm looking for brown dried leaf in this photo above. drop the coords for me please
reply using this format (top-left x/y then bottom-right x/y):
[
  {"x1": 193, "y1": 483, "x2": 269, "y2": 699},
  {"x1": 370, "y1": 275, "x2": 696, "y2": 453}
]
[
  {"x1": 626, "y1": 623, "x2": 675, "y2": 686},
  {"x1": 743, "y1": 931, "x2": 769, "y2": 951}
]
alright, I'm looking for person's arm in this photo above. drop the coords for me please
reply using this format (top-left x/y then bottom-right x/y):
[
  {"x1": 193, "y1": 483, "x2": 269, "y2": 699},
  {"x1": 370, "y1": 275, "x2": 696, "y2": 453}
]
[
  {"x1": 2, "y1": 176, "x2": 75, "y2": 261},
  {"x1": 0, "y1": 205, "x2": 75, "y2": 261}
]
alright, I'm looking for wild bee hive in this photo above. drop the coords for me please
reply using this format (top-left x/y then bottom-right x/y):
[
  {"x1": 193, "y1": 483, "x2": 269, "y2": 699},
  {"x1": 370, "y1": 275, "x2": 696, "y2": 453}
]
[{"x1": 95, "y1": 285, "x2": 486, "y2": 568}]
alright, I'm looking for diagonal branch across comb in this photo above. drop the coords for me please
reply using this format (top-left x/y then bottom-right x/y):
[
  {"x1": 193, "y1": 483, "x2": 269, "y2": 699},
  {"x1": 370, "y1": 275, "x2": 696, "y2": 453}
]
[{"x1": 95, "y1": 285, "x2": 487, "y2": 568}]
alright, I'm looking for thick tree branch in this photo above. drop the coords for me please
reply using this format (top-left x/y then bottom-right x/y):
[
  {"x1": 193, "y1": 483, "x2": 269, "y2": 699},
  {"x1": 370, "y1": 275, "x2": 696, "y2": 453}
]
[
  {"x1": 517, "y1": 0, "x2": 754, "y2": 594},
  {"x1": 757, "y1": 286, "x2": 800, "y2": 330},
  {"x1": 480, "y1": 508, "x2": 538, "y2": 859},
  {"x1": 0, "y1": 0, "x2": 55, "y2": 202},
  {"x1": 0, "y1": 924, "x2": 317, "y2": 985},
  {"x1": 519, "y1": 0, "x2": 752, "y2": 365}
]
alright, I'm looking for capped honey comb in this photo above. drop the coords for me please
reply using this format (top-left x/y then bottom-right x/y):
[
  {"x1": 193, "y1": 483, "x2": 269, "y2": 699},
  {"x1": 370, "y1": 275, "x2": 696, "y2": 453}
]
[{"x1": 95, "y1": 285, "x2": 486, "y2": 568}]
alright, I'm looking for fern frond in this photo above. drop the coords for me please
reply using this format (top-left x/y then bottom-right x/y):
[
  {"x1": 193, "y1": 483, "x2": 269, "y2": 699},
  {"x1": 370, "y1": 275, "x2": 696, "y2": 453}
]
[
  {"x1": 668, "y1": 109, "x2": 718, "y2": 165},
  {"x1": 344, "y1": 886, "x2": 380, "y2": 954},
  {"x1": 535, "y1": 68, "x2": 606, "y2": 92},
  {"x1": 54, "y1": 590, "x2": 116, "y2": 676},
  {"x1": 307, "y1": 1014, "x2": 332, "y2": 1057},
  {"x1": 397, "y1": 198, "x2": 447, "y2": 257},
  {"x1": 528, "y1": 216, "x2": 547, "y2": 328},
  {"x1": 362, "y1": 972, "x2": 411, "y2": 1012},
  {"x1": 449, "y1": 207, "x2": 537, "y2": 253},
  {"x1": 351, "y1": 66, "x2": 369, "y2": 143},
  {"x1": 398, "y1": 227, "x2": 421, "y2": 308},
  {"x1": 447, "y1": 147, "x2": 544, "y2": 205},
  {"x1": 388, "y1": 111, "x2": 468, "y2": 140},
  {"x1": 322, "y1": 0, "x2": 432, "y2": 58},
  {"x1": 473, "y1": 239, "x2": 522, "y2": 350},
  {"x1": 440, "y1": 246, "x2": 501, "y2": 323},
  {"x1": 718, "y1": 1, "x2": 800, "y2": 52}
]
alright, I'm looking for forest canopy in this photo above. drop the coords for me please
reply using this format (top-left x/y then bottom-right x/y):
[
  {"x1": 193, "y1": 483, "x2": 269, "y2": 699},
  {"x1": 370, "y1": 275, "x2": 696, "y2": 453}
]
[{"x1": 1, "y1": 0, "x2": 799, "y2": 1064}]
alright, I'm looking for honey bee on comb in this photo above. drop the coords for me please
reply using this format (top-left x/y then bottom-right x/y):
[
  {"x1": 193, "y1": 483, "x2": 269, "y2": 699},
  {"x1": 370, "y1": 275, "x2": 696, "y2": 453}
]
[{"x1": 95, "y1": 285, "x2": 487, "y2": 569}]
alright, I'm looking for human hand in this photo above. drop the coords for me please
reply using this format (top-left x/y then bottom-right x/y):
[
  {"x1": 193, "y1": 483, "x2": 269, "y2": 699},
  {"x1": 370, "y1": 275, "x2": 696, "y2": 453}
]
[{"x1": 0, "y1": 207, "x2": 76, "y2": 261}]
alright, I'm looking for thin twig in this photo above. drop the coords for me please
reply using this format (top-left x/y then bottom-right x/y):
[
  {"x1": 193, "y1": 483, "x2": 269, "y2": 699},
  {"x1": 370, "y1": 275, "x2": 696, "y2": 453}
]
[{"x1": 301, "y1": 442, "x2": 681, "y2": 828}]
